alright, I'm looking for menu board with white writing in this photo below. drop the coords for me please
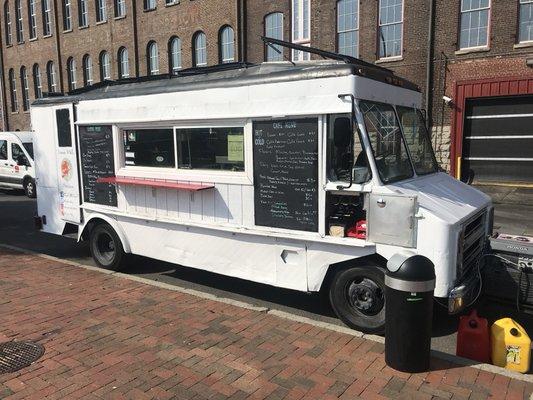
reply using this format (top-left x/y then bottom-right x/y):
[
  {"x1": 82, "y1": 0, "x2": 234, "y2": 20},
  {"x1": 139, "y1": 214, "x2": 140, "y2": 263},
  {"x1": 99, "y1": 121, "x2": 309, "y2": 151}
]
[
  {"x1": 79, "y1": 125, "x2": 117, "y2": 207},
  {"x1": 253, "y1": 118, "x2": 319, "y2": 232}
]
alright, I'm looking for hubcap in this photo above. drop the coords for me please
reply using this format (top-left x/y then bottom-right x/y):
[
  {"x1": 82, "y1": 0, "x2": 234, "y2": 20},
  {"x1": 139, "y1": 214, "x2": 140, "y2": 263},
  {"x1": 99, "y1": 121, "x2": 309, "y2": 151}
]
[
  {"x1": 27, "y1": 183, "x2": 33, "y2": 196},
  {"x1": 95, "y1": 232, "x2": 115, "y2": 264},
  {"x1": 347, "y1": 278, "x2": 384, "y2": 316}
]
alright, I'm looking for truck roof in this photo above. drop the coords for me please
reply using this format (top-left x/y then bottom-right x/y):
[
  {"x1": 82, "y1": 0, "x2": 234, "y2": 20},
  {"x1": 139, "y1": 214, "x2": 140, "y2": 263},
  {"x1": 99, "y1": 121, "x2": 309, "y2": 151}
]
[{"x1": 33, "y1": 61, "x2": 420, "y2": 107}]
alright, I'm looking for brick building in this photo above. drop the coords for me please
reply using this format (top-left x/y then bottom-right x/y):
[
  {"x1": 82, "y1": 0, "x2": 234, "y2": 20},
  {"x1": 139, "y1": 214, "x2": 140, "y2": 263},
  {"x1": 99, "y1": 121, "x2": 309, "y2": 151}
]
[{"x1": 0, "y1": 0, "x2": 532, "y2": 184}]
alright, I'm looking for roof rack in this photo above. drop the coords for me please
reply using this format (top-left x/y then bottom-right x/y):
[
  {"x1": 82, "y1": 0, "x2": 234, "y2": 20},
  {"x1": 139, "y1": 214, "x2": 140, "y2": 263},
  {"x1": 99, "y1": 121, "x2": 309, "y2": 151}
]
[
  {"x1": 261, "y1": 36, "x2": 392, "y2": 73},
  {"x1": 176, "y1": 62, "x2": 255, "y2": 76},
  {"x1": 260, "y1": 36, "x2": 419, "y2": 91}
]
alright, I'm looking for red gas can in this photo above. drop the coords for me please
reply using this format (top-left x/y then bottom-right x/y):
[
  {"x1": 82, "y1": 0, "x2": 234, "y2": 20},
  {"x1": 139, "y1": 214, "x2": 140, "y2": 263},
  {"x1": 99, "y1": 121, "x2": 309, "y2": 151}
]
[{"x1": 456, "y1": 309, "x2": 491, "y2": 363}]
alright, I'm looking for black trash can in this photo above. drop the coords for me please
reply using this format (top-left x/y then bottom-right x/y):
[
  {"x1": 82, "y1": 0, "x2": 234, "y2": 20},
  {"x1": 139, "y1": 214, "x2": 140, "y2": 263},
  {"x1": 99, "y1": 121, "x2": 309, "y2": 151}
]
[{"x1": 385, "y1": 253, "x2": 436, "y2": 373}]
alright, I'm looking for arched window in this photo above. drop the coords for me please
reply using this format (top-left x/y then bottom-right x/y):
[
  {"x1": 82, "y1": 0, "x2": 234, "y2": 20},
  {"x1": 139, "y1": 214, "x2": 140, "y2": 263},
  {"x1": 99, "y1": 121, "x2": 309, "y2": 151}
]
[
  {"x1": 33, "y1": 63, "x2": 42, "y2": 98},
  {"x1": 28, "y1": 0, "x2": 37, "y2": 39},
  {"x1": 264, "y1": 12, "x2": 283, "y2": 61},
  {"x1": 8, "y1": 69, "x2": 18, "y2": 112},
  {"x1": 147, "y1": 41, "x2": 159, "y2": 75},
  {"x1": 99, "y1": 51, "x2": 111, "y2": 80},
  {"x1": 4, "y1": 1, "x2": 12, "y2": 45},
  {"x1": 83, "y1": 54, "x2": 93, "y2": 86},
  {"x1": 96, "y1": 0, "x2": 106, "y2": 22},
  {"x1": 337, "y1": 0, "x2": 358, "y2": 57},
  {"x1": 20, "y1": 66, "x2": 30, "y2": 111},
  {"x1": 67, "y1": 57, "x2": 76, "y2": 91},
  {"x1": 118, "y1": 47, "x2": 129, "y2": 78},
  {"x1": 219, "y1": 26, "x2": 234, "y2": 64},
  {"x1": 78, "y1": 0, "x2": 88, "y2": 27},
  {"x1": 168, "y1": 37, "x2": 181, "y2": 73},
  {"x1": 41, "y1": 0, "x2": 52, "y2": 35},
  {"x1": 15, "y1": 0, "x2": 23, "y2": 43},
  {"x1": 193, "y1": 31, "x2": 206, "y2": 67},
  {"x1": 62, "y1": 0, "x2": 71, "y2": 30},
  {"x1": 46, "y1": 60, "x2": 57, "y2": 92}
]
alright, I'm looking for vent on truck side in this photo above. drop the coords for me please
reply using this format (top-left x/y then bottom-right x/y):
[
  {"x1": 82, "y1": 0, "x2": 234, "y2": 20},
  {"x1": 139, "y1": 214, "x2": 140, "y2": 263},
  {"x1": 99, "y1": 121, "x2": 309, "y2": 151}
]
[{"x1": 457, "y1": 210, "x2": 487, "y2": 278}]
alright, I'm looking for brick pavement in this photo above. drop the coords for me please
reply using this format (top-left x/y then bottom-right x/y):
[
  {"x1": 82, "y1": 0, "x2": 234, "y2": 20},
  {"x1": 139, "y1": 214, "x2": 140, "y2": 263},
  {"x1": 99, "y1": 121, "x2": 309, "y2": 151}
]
[{"x1": 0, "y1": 247, "x2": 531, "y2": 400}]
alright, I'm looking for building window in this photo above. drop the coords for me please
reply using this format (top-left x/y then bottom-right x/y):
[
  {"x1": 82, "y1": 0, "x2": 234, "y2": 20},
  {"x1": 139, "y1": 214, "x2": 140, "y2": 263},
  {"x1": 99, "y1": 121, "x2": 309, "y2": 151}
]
[
  {"x1": 459, "y1": 0, "x2": 490, "y2": 49},
  {"x1": 100, "y1": 51, "x2": 111, "y2": 80},
  {"x1": 15, "y1": 0, "x2": 23, "y2": 43},
  {"x1": 78, "y1": 0, "x2": 88, "y2": 27},
  {"x1": 96, "y1": 0, "x2": 106, "y2": 22},
  {"x1": 41, "y1": 0, "x2": 52, "y2": 35},
  {"x1": 176, "y1": 127, "x2": 245, "y2": 171},
  {"x1": 219, "y1": 26, "x2": 235, "y2": 63},
  {"x1": 378, "y1": 0, "x2": 403, "y2": 58},
  {"x1": 28, "y1": 0, "x2": 36, "y2": 39},
  {"x1": 67, "y1": 57, "x2": 76, "y2": 91},
  {"x1": 20, "y1": 66, "x2": 30, "y2": 111},
  {"x1": 83, "y1": 54, "x2": 93, "y2": 86},
  {"x1": 33, "y1": 63, "x2": 42, "y2": 98},
  {"x1": 193, "y1": 31, "x2": 207, "y2": 67},
  {"x1": 118, "y1": 47, "x2": 129, "y2": 78},
  {"x1": 265, "y1": 12, "x2": 283, "y2": 61},
  {"x1": 147, "y1": 41, "x2": 159, "y2": 75},
  {"x1": 337, "y1": 0, "x2": 359, "y2": 57},
  {"x1": 519, "y1": 0, "x2": 533, "y2": 43},
  {"x1": 62, "y1": 0, "x2": 71, "y2": 30},
  {"x1": 168, "y1": 37, "x2": 181, "y2": 73},
  {"x1": 292, "y1": 0, "x2": 310, "y2": 61},
  {"x1": 8, "y1": 69, "x2": 18, "y2": 112},
  {"x1": 114, "y1": 0, "x2": 125, "y2": 17},
  {"x1": 143, "y1": 0, "x2": 155, "y2": 11},
  {"x1": 46, "y1": 60, "x2": 57, "y2": 92},
  {"x1": 4, "y1": 1, "x2": 12, "y2": 45}
]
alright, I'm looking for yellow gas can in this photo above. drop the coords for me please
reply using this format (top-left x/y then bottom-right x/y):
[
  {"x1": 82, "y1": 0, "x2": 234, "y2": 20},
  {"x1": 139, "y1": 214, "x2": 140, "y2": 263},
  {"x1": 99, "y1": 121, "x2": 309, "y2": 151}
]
[{"x1": 491, "y1": 318, "x2": 531, "y2": 373}]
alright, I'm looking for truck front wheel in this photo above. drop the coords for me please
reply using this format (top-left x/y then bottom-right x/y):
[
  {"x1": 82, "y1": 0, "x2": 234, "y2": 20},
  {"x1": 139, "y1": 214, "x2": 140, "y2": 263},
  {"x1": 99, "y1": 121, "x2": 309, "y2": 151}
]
[
  {"x1": 89, "y1": 223, "x2": 125, "y2": 271},
  {"x1": 329, "y1": 266, "x2": 386, "y2": 334}
]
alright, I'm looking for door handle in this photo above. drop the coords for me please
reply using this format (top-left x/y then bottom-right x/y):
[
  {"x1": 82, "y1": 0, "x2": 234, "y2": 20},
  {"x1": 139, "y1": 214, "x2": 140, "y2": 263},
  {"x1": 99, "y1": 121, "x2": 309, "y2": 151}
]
[{"x1": 376, "y1": 198, "x2": 386, "y2": 208}]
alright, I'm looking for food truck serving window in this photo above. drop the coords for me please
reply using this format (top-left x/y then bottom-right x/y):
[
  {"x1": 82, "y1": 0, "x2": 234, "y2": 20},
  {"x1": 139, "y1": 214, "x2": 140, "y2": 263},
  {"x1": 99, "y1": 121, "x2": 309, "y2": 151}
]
[
  {"x1": 359, "y1": 101, "x2": 413, "y2": 184},
  {"x1": 124, "y1": 128, "x2": 175, "y2": 168},
  {"x1": 176, "y1": 127, "x2": 244, "y2": 171}
]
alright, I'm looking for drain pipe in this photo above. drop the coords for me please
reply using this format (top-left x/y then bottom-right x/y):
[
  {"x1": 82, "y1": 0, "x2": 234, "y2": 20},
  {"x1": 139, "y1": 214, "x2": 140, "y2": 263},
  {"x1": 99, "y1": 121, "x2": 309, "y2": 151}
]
[{"x1": 425, "y1": 0, "x2": 436, "y2": 130}]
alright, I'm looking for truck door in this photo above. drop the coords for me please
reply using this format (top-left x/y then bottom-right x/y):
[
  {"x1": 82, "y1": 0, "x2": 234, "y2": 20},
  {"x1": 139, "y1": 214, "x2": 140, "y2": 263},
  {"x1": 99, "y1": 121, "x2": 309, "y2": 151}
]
[
  {"x1": 0, "y1": 139, "x2": 10, "y2": 185},
  {"x1": 33, "y1": 104, "x2": 81, "y2": 235},
  {"x1": 10, "y1": 142, "x2": 31, "y2": 187}
]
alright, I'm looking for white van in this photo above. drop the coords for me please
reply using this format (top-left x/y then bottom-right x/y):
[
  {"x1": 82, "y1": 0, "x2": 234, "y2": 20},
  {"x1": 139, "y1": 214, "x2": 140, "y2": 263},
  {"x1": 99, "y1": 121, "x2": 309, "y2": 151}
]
[
  {"x1": 0, "y1": 131, "x2": 36, "y2": 198},
  {"x1": 31, "y1": 46, "x2": 492, "y2": 333}
]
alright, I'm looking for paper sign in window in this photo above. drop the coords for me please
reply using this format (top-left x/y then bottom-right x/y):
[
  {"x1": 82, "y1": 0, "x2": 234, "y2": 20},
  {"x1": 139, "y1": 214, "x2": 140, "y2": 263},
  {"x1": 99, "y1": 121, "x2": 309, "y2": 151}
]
[{"x1": 227, "y1": 134, "x2": 244, "y2": 162}]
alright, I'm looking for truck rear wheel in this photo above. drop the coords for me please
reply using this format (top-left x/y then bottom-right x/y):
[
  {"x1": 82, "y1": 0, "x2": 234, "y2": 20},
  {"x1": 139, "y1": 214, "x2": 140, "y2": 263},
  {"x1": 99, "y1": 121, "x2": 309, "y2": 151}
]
[
  {"x1": 329, "y1": 266, "x2": 386, "y2": 334},
  {"x1": 89, "y1": 223, "x2": 125, "y2": 271}
]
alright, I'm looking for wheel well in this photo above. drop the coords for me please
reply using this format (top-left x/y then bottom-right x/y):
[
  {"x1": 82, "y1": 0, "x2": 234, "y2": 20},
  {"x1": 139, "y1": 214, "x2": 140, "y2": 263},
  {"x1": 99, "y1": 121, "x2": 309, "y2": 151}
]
[
  {"x1": 80, "y1": 217, "x2": 107, "y2": 241},
  {"x1": 22, "y1": 175, "x2": 33, "y2": 186},
  {"x1": 319, "y1": 254, "x2": 387, "y2": 293}
]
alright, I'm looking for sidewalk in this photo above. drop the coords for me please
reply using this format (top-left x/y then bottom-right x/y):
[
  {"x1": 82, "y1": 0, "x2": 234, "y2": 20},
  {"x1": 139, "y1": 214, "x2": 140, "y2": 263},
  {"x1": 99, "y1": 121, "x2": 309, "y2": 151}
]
[{"x1": 0, "y1": 247, "x2": 531, "y2": 400}]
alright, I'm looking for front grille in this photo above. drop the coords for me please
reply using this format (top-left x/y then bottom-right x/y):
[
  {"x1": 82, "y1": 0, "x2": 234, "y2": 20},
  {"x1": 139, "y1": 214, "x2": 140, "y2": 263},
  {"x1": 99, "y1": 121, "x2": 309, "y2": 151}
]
[{"x1": 457, "y1": 210, "x2": 487, "y2": 278}]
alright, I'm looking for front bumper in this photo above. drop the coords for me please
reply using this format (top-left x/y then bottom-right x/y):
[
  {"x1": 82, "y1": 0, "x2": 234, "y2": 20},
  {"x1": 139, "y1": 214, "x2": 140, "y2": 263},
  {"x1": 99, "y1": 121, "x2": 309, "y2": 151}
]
[{"x1": 446, "y1": 267, "x2": 481, "y2": 314}]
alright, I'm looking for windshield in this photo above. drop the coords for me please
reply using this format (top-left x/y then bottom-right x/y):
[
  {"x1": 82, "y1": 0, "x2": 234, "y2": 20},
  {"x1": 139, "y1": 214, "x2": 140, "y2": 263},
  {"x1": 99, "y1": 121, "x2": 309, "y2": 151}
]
[
  {"x1": 22, "y1": 142, "x2": 34, "y2": 159},
  {"x1": 359, "y1": 100, "x2": 413, "y2": 184},
  {"x1": 396, "y1": 107, "x2": 438, "y2": 175}
]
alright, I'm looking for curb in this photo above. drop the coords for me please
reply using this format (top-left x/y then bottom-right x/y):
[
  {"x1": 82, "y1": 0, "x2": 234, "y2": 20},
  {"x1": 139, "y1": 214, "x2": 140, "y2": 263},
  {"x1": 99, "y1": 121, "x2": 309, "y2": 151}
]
[{"x1": 1, "y1": 243, "x2": 532, "y2": 383}]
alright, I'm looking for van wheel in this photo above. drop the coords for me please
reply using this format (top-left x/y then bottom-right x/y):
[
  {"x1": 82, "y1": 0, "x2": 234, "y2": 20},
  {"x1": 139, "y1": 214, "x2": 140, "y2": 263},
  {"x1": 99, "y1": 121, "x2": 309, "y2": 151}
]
[
  {"x1": 89, "y1": 223, "x2": 125, "y2": 271},
  {"x1": 329, "y1": 266, "x2": 386, "y2": 334},
  {"x1": 24, "y1": 178, "x2": 36, "y2": 198}
]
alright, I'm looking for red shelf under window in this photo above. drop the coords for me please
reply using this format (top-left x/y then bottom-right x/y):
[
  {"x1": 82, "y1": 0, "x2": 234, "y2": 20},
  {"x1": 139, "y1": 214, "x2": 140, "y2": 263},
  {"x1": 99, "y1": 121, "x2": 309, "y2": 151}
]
[{"x1": 96, "y1": 176, "x2": 214, "y2": 191}]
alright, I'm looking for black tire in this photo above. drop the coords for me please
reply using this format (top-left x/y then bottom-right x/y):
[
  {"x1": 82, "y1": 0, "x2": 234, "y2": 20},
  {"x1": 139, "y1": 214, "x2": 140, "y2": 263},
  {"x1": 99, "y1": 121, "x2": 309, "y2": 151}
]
[
  {"x1": 329, "y1": 265, "x2": 386, "y2": 334},
  {"x1": 89, "y1": 223, "x2": 125, "y2": 271},
  {"x1": 24, "y1": 178, "x2": 36, "y2": 198}
]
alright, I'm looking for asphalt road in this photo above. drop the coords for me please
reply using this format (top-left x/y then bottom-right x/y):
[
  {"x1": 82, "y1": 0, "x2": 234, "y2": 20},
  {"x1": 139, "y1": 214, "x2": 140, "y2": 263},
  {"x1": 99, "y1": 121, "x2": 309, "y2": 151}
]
[{"x1": 1, "y1": 188, "x2": 532, "y2": 357}]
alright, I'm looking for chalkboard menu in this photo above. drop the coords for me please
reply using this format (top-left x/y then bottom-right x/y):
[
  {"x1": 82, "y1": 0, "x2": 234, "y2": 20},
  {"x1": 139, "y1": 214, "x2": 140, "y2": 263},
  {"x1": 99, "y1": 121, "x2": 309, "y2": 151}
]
[
  {"x1": 253, "y1": 118, "x2": 319, "y2": 232},
  {"x1": 79, "y1": 125, "x2": 117, "y2": 207}
]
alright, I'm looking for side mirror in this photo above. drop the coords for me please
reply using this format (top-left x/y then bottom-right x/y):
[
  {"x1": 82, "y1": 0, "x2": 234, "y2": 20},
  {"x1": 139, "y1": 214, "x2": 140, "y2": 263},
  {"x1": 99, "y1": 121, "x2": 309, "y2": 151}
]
[{"x1": 333, "y1": 117, "x2": 352, "y2": 148}]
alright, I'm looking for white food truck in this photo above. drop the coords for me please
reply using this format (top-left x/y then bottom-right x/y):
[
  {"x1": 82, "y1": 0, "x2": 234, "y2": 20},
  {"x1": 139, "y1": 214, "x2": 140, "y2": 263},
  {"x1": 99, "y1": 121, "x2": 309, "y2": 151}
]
[{"x1": 32, "y1": 43, "x2": 492, "y2": 333}]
